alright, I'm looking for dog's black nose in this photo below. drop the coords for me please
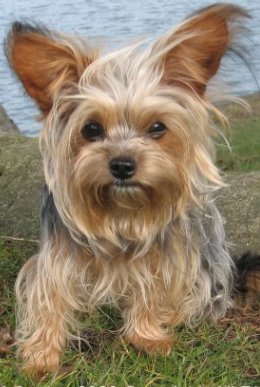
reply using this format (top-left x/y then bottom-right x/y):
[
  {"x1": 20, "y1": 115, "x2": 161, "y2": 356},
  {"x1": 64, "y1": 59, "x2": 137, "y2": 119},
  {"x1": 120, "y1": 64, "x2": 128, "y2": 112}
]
[{"x1": 109, "y1": 157, "x2": 136, "y2": 180}]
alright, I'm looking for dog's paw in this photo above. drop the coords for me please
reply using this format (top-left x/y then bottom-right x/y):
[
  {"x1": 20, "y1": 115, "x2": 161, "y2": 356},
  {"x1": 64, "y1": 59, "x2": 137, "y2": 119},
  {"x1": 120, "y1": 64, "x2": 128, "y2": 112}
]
[{"x1": 127, "y1": 333, "x2": 174, "y2": 355}]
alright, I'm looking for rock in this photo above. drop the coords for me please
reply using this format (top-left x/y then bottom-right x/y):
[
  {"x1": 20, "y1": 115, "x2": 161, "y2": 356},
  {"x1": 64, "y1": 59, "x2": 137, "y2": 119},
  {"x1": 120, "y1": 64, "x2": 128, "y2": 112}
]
[
  {"x1": 0, "y1": 134, "x2": 259, "y2": 254},
  {"x1": 0, "y1": 135, "x2": 42, "y2": 240},
  {"x1": 0, "y1": 105, "x2": 20, "y2": 134},
  {"x1": 216, "y1": 172, "x2": 260, "y2": 255}
]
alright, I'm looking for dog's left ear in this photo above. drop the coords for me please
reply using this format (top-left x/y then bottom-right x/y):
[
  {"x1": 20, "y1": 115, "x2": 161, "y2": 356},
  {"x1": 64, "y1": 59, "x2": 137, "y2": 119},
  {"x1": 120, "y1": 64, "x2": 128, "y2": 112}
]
[
  {"x1": 151, "y1": 4, "x2": 249, "y2": 95},
  {"x1": 5, "y1": 22, "x2": 97, "y2": 115}
]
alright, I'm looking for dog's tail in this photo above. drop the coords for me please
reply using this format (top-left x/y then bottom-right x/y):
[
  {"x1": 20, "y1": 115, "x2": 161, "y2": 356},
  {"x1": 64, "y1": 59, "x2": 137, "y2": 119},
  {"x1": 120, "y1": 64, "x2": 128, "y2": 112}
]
[{"x1": 232, "y1": 252, "x2": 260, "y2": 311}]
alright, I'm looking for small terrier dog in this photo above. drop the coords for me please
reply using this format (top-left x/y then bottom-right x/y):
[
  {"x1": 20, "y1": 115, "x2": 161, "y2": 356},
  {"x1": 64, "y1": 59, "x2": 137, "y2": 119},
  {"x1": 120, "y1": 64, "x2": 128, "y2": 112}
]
[{"x1": 5, "y1": 3, "x2": 249, "y2": 374}]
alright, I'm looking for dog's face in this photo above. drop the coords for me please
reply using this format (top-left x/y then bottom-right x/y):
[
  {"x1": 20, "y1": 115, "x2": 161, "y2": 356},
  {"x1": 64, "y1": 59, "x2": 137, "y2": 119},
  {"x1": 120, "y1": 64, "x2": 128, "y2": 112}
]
[
  {"x1": 6, "y1": 5, "x2": 247, "y2": 241},
  {"x1": 49, "y1": 64, "x2": 198, "y2": 234}
]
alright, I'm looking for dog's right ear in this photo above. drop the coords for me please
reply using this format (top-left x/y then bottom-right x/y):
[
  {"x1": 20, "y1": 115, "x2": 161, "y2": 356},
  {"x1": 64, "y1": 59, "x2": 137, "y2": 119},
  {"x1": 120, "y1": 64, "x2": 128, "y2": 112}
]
[
  {"x1": 149, "y1": 4, "x2": 249, "y2": 96},
  {"x1": 5, "y1": 22, "x2": 97, "y2": 115}
]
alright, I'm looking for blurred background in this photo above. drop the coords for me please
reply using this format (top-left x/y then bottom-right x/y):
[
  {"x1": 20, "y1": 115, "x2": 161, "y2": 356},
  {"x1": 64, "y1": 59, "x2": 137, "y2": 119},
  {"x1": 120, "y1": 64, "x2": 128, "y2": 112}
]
[{"x1": 0, "y1": 0, "x2": 259, "y2": 135}]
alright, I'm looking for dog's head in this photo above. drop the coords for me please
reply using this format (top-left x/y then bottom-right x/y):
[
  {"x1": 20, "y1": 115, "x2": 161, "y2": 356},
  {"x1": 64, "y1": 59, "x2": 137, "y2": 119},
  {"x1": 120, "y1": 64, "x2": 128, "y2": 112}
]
[{"x1": 6, "y1": 4, "x2": 248, "y2": 242}]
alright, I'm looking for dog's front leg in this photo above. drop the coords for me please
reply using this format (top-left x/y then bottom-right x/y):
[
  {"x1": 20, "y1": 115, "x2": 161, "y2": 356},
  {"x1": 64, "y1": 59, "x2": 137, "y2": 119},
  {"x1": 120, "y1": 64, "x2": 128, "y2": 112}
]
[
  {"x1": 122, "y1": 297, "x2": 174, "y2": 355},
  {"x1": 15, "y1": 250, "x2": 76, "y2": 375}
]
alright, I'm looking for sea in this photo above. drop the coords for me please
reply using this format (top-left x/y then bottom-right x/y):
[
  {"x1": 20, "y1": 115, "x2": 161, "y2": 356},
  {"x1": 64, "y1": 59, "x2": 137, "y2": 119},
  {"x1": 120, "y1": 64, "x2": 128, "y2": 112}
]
[{"x1": 0, "y1": 0, "x2": 259, "y2": 136}]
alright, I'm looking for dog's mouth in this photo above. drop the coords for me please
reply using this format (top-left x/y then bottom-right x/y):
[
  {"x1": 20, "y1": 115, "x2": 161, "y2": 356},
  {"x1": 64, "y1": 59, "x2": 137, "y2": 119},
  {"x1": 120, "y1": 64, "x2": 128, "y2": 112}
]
[
  {"x1": 97, "y1": 180, "x2": 152, "y2": 208},
  {"x1": 113, "y1": 180, "x2": 143, "y2": 190}
]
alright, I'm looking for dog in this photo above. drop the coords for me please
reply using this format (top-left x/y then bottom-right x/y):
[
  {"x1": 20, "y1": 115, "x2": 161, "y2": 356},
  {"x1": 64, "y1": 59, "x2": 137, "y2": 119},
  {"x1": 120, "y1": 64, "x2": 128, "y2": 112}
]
[{"x1": 5, "y1": 3, "x2": 250, "y2": 374}]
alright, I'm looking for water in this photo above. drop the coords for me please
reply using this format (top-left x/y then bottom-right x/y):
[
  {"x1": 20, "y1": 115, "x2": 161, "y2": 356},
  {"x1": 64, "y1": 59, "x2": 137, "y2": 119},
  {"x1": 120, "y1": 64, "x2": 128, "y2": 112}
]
[{"x1": 0, "y1": 0, "x2": 259, "y2": 136}]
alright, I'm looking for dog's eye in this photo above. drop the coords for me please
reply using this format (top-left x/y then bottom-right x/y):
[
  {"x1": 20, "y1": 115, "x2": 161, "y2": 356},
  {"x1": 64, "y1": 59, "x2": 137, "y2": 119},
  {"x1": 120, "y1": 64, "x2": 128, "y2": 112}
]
[
  {"x1": 81, "y1": 121, "x2": 104, "y2": 141},
  {"x1": 148, "y1": 122, "x2": 166, "y2": 139}
]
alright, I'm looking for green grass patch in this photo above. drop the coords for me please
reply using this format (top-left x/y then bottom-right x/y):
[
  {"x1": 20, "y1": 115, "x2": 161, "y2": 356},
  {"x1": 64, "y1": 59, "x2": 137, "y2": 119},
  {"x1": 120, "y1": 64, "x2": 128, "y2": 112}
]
[
  {"x1": 0, "y1": 239, "x2": 259, "y2": 386},
  {"x1": 216, "y1": 95, "x2": 260, "y2": 171},
  {"x1": 216, "y1": 116, "x2": 260, "y2": 171},
  {"x1": 0, "y1": 239, "x2": 37, "y2": 331}
]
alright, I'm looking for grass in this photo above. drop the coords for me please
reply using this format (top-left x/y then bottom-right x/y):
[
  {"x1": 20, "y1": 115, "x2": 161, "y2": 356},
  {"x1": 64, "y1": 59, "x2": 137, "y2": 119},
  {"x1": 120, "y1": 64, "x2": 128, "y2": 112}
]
[
  {"x1": 216, "y1": 94, "x2": 260, "y2": 171},
  {"x1": 0, "y1": 95, "x2": 259, "y2": 385}
]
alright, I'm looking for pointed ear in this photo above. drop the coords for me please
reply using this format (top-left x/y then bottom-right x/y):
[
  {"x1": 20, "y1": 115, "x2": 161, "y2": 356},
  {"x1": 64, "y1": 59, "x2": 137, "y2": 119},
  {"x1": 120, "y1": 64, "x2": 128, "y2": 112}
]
[
  {"x1": 5, "y1": 22, "x2": 97, "y2": 114},
  {"x1": 151, "y1": 4, "x2": 249, "y2": 95}
]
